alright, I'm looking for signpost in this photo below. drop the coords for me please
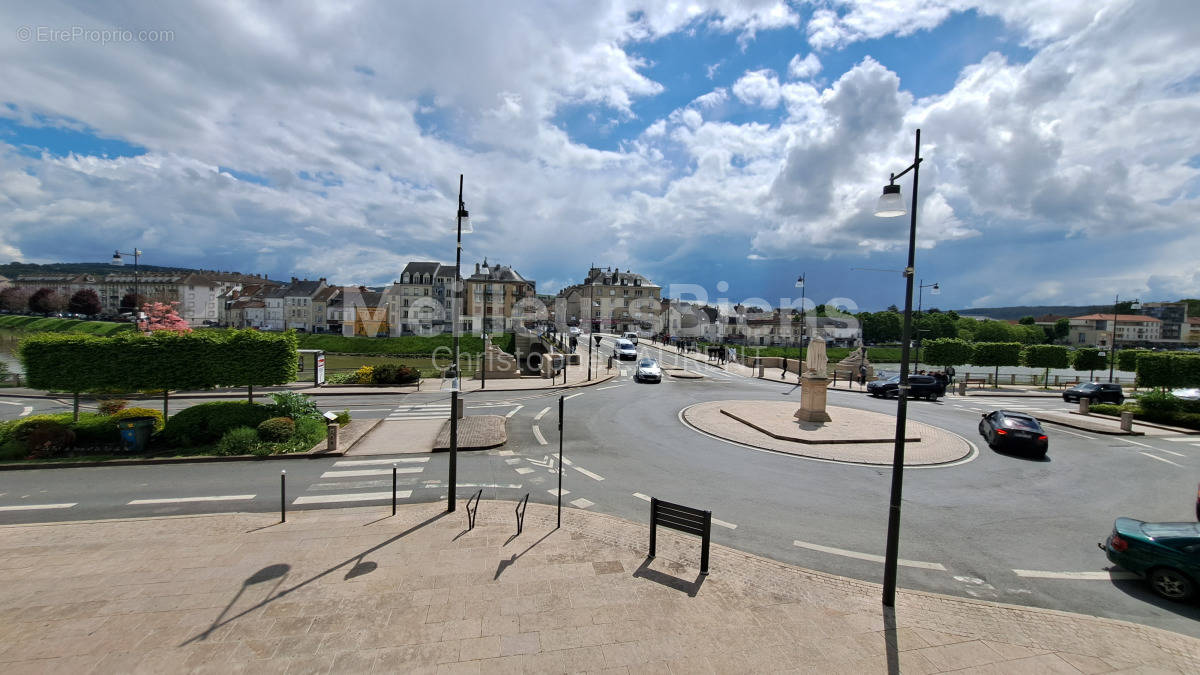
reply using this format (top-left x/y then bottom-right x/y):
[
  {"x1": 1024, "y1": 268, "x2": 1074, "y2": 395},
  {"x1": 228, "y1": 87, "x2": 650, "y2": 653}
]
[{"x1": 316, "y1": 354, "x2": 325, "y2": 386}]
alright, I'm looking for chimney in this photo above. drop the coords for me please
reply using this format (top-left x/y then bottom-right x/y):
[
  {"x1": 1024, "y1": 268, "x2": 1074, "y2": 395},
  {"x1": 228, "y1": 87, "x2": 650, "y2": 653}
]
[
  {"x1": 475, "y1": 263, "x2": 480, "y2": 274},
  {"x1": 319, "y1": 277, "x2": 326, "y2": 283}
]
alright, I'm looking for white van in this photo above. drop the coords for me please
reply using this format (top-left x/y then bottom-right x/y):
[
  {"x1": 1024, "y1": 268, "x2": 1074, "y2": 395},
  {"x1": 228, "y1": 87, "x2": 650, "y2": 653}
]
[{"x1": 622, "y1": 331, "x2": 639, "y2": 345}]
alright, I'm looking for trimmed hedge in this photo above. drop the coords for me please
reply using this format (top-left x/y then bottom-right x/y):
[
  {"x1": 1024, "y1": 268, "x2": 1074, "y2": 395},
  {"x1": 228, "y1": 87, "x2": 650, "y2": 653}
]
[
  {"x1": 217, "y1": 427, "x2": 260, "y2": 456},
  {"x1": 161, "y1": 401, "x2": 275, "y2": 446},
  {"x1": 922, "y1": 338, "x2": 973, "y2": 366},
  {"x1": 371, "y1": 363, "x2": 420, "y2": 385},
  {"x1": 19, "y1": 329, "x2": 298, "y2": 393},
  {"x1": 1134, "y1": 352, "x2": 1200, "y2": 388},
  {"x1": 257, "y1": 417, "x2": 295, "y2": 442},
  {"x1": 110, "y1": 407, "x2": 165, "y2": 432}
]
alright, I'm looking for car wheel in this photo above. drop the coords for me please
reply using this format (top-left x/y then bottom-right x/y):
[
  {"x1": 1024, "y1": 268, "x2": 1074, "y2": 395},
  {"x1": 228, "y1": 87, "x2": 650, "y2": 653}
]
[
  {"x1": 1148, "y1": 567, "x2": 1196, "y2": 602},
  {"x1": 1116, "y1": 396, "x2": 1125, "y2": 405}
]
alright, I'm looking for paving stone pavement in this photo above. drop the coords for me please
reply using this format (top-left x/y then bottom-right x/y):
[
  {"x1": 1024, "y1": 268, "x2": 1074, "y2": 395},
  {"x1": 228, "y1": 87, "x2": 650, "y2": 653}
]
[{"x1": 1, "y1": 502, "x2": 1197, "y2": 673}]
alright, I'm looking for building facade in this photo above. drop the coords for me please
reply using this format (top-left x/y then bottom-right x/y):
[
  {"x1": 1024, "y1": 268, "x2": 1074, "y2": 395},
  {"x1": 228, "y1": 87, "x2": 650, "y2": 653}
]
[{"x1": 463, "y1": 260, "x2": 536, "y2": 333}]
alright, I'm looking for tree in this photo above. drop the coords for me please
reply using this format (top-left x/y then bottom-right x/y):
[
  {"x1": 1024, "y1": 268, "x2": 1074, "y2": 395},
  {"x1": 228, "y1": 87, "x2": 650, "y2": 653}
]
[
  {"x1": 922, "y1": 338, "x2": 974, "y2": 367},
  {"x1": 1022, "y1": 345, "x2": 1069, "y2": 388},
  {"x1": 119, "y1": 292, "x2": 147, "y2": 313},
  {"x1": 1013, "y1": 324, "x2": 1044, "y2": 345},
  {"x1": 1018, "y1": 315, "x2": 1036, "y2": 325},
  {"x1": 0, "y1": 286, "x2": 29, "y2": 312},
  {"x1": 142, "y1": 301, "x2": 192, "y2": 333},
  {"x1": 971, "y1": 342, "x2": 1023, "y2": 386},
  {"x1": 1072, "y1": 347, "x2": 1106, "y2": 381},
  {"x1": 1053, "y1": 318, "x2": 1070, "y2": 342},
  {"x1": 973, "y1": 320, "x2": 1014, "y2": 342},
  {"x1": 28, "y1": 287, "x2": 60, "y2": 315},
  {"x1": 68, "y1": 289, "x2": 102, "y2": 317}
]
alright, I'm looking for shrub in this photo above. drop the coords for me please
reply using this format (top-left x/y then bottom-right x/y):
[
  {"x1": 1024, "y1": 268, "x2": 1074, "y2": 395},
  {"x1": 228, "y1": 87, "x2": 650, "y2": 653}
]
[
  {"x1": 71, "y1": 413, "x2": 120, "y2": 446},
  {"x1": 257, "y1": 417, "x2": 295, "y2": 442},
  {"x1": 110, "y1": 407, "x2": 165, "y2": 432},
  {"x1": 251, "y1": 443, "x2": 274, "y2": 457},
  {"x1": 216, "y1": 426, "x2": 260, "y2": 456},
  {"x1": 353, "y1": 365, "x2": 374, "y2": 384},
  {"x1": 0, "y1": 439, "x2": 24, "y2": 461},
  {"x1": 97, "y1": 399, "x2": 128, "y2": 415},
  {"x1": 281, "y1": 416, "x2": 326, "y2": 453},
  {"x1": 1136, "y1": 390, "x2": 1179, "y2": 413},
  {"x1": 161, "y1": 401, "x2": 274, "y2": 446},
  {"x1": 335, "y1": 409, "x2": 351, "y2": 426},
  {"x1": 325, "y1": 371, "x2": 357, "y2": 384},
  {"x1": 268, "y1": 392, "x2": 321, "y2": 420},
  {"x1": 371, "y1": 363, "x2": 420, "y2": 385},
  {"x1": 22, "y1": 420, "x2": 75, "y2": 458}
]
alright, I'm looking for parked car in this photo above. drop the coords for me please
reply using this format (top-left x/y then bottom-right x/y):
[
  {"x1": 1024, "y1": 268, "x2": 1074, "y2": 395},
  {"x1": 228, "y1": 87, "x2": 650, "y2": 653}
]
[
  {"x1": 1101, "y1": 517, "x2": 1200, "y2": 601},
  {"x1": 634, "y1": 358, "x2": 662, "y2": 383},
  {"x1": 1063, "y1": 382, "x2": 1125, "y2": 404},
  {"x1": 612, "y1": 339, "x2": 638, "y2": 361},
  {"x1": 1172, "y1": 388, "x2": 1200, "y2": 401},
  {"x1": 866, "y1": 374, "x2": 945, "y2": 400},
  {"x1": 622, "y1": 331, "x2": 639, "y2": 345},
  {"x1": 978, "y1": 410, "x2": 1049, "y2": 457}
]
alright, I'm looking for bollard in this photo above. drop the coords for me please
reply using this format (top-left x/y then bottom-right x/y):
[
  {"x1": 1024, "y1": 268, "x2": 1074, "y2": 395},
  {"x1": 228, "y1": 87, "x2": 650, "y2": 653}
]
[
  {"x1": 280, "y1": 470, "x2": 287, "y2": 523},
  {"x1": 1079, "y1": 397, "x2": 1090, "y2": 415},
  {"x1": 392, "y1": 463, "x2": 397, "y2": 516},
  {"x1": 327, "y1": 422, "x2": 339, "y2": 452},
  {"x1": 957, "y1": 380, "x2": 967, "y2": 396},
  {"x1": 1120, "y1": 411, "x2": 1133, "y2": 432}
]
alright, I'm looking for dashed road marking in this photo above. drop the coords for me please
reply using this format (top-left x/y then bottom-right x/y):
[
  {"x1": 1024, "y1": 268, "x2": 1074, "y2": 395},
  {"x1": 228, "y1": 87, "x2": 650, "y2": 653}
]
[
  {"x1": 564, "y1": 392, "x2": 584, "y2": 400},
  {"x1": 333, "y1": 458, "x2": 428, "y2": 466},
  {"x1": 548, "y1": 488, "x2": 569, "y2": 497},
  {"x1": 1161, "y1": 448, "x2": 1186, "y2": 457},
  {"x1": 793, "y1": 540, "x2": 946, "y2": 571},
  {"x1": 293, "y1": 492, "x2": 410, "y2": 505},
  {"x1": 532, "y1": 425, "x2": 548, "y2": 445},
  {"x1": 1051, "y1": 428, "x2": 1096, "y2": 440},
  {"x1": 515, "y1": 467, "x2": 535, "y2": 475},
  {"x1": 320, "y1": 468, "x2": 423, "y2": 478},
  {"x1": 597, "y1": 384, "x2": 625, "y2": 390},
  {"x1": 570, "y1": 498, "x2": 594, "y2": 509},
  {"x1": 127, "y1": 495, "x2": 255, "y2": 505},
  {"x1": 571, "y1": 466, "x2": 604, "y2": 481},
  {"x1": 505, "y1": 405, "x2": 523, "y2": 418},
  {"x1": 711, "y1": 518, "x2": 737, "y2": 530},
  {"x1": 632, "y1": 492, "x2": 651, "y2": 502},
  {"x1": 0, "y1": 503, "x2": 77, "y2": 512},
  {"x1": 1138, "y1": 452, "x2": 1182, "y2": 467},
  {"x1": 1013, "y1": 569, "x2": 1139, "y2": 580},
  {"x1": 20, "y1": 406, "x2": 32, "y2": 417},
  {"x1": 534, "y1": 407, "x2": 551, "y2": 421}
]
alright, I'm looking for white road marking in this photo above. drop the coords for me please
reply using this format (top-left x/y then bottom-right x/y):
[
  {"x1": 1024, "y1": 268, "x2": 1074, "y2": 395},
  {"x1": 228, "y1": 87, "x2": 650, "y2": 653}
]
[
  {"x1": 514, "y1": 467, "x2": 535, "y2": 475},
  {"x1": 505, "y1": 405, "x2": 523, "y2": 418},
  {"x1": 711, "y1": 518, "x2": 737, "y2": 530},
  {"x1": 1013, "y1": 569, "x2": 1139, "y2": 580},
  {"x1": 333, "y1": 458, "x2": 428, "y2": 466},
  {"x1": 548, "y1": 488, "x2": 569, "y2": 496},
  {"x1": 564, "y1": 392, "x2": 583, "y2": 400},
  {"x1": 344, "y1": 408, "x2": 393, "y2": 412},
  {"x1": 632, "y1": 493, "x2": 651, "y2": 502},
  {"x1": 320, "y1": 468, "x2": 423, "y2": 478},
  {"x1": 1139, "y1": 452, "x2": 1182, "y2": 467},
  {"x1": 0, "y1": 401, "x2": 18, "y2": 405},
  {"x1": 1160, "y1": 449, "x2": 1186, "y2": 457},
  {"x1": 0, "y1": 503, "x2": 77, "y2": 512},
  {"x1": 20, "y1": 406, "x2": 32, "y2": 417},
  {"x1": 534, "y1": 407, "x2": 550, "y2": 421},
  {"x1": 503, "y1": 458, "x2": 521, "y2": 465},
  {"x1": 1164, "y1": 436, "x2": 1200, "y2": 442},
  {"x1": 1051, "y1": 428, "x2": 1095, "y2": 440},
  {"x1": 309, "y1": 480, "x2": 390, "y2": 490},
  {"x1": 1119, "y1": 437, "x2": 1167, "y2": 451},
  {"x1": 532, "y1": 425, "x2": 548, "y2": 445},
  {"x1": 128, "y1": 495, "x2": 255, "y2": 505},
  {"x1": 497, "y1": 450, "x2": 514, "y2": 456},
  {"x1": 571, "y1": 466, "x2": 604, "y2": 481},
  {"x1": 570, "y1": 498, "x2": 594, "y2": 509},
  {"x1": 793, "y1": 540, "x2": 946, "y2": 571},
  {"x1": 597, "y1": 384, "x2": 625, "y2": 390},
  {"x1": 293, "y1": 491, "x2": 410, "y2": 504}
]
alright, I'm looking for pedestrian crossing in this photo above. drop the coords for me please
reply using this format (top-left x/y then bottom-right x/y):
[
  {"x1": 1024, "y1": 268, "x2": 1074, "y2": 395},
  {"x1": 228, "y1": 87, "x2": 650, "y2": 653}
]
[{"x1": 384, "y1": 400, "x2": 519, "y2": 421}]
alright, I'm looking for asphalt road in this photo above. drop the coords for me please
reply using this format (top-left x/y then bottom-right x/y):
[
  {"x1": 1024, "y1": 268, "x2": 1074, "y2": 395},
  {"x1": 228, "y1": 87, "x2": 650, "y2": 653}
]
[{"x1": 2, "y1": 335, "x2": 1198, "y2": 637}]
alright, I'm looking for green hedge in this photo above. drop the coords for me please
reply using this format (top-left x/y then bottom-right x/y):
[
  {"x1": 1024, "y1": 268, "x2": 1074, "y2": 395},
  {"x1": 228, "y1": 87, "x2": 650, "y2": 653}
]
[
  {"x1": 921, "y1": 339, "x2": 973, "y2": 366},
  {"x1": 1134, "y1": 353, "x2": 1200, "y2": 388},
  {"x1": 161, "y1": 401, "x2": 276, "y2": 446},
  {"x1": 19, "y1": 329, "x2": 297, "y2": 393}
]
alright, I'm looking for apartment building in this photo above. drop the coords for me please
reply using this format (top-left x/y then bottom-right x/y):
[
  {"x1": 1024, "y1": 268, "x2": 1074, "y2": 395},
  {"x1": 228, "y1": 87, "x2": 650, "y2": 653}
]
[
  {"x1": 559, "y1": 266, "x2": 662, "y2": 334},
  {"x1": 390, "y1": 261, "x2": 456, "y2": 335},
  {"x1": 463, "y1": 260, "x2": 536, "y2": 332},
  {"x1": 1068, "y1": 313, "x2": 1162, "y2": 347}
]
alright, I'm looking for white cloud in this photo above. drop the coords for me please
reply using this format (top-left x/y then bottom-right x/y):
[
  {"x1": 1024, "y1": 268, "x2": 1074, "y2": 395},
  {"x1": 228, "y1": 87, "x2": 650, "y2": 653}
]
[
  {"x1": 732, "y1": 69, "x2": 782, "y2": 108},
  {"x1": 787, "y1": 53, "x2": 822, "y2": 80}
]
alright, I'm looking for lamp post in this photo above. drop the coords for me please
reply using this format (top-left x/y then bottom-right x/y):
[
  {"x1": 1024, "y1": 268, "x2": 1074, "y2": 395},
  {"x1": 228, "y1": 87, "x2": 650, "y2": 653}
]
[
  {"x1": 874, "y1": 128, "x2": 923, "y2": 608},
  {"x1": 1108, "y1": 295, "x2": 1140, "y2": 383},
  {"x1": 587, "y1": 278, "x2": 593, "y2": 381},
  {"x1": 111, "y1": 248, "x2": 143, "y2": 318},
  {"x1": 448, "y1": 175, "x2": 472, "y2": 513},
  {"x1": 914, "y1": 280, "x2": 939, "y2": 373},
  {"x1": 794, "y1": 274, "x2": 805, "y2": 381}
]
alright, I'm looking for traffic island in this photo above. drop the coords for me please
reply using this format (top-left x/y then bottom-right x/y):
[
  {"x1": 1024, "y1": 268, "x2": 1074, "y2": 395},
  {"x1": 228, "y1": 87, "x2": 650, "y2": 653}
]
[
  {"x1": 682, "y1": 400, "x2": 972, "y2": 465},
  {"x1": 432, "y1": 414, "x2": 507, "y2": 451}
]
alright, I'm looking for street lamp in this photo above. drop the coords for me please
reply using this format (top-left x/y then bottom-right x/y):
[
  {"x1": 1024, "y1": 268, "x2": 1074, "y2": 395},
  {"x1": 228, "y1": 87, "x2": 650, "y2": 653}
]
[
  {"x1": 448, "y1": 174, "x2": 471, "y2": 513},
  {"x1": 1108, "y1": 295, "x2": 1140, "y2": 384},
  {"x1": 587, "y1": 278, "x2": 593, "y2": 381},
  {"x1": 873, "y1": 128, "x2": 923, "y2": 608},
  {"x1": 793, "y1": 274, "x2": 806, "y2": 381},
  {"x1": 915, "y1": 280, "x2": 939, "y2": 373},
  {"x1": 110, "y1": 248, "x2": 143, "y2": 317}
]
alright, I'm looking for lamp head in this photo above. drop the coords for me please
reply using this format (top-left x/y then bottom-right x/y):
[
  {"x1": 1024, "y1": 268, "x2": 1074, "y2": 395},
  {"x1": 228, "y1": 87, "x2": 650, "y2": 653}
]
[
  {"x1": 110, "y1": 251, "x2": 124, "y2": 266},
  {"x1": 795, "y1": 275, "x2": 804, "y2": 288},
  {"x1": 874, "y1": 183, "x2": 906, "y2": 217},
  {"x1": 458, "y1": 205, "x2": 472, "y2": 234},
  {"x1": 930, "y1": 283, "x2": 940, "y2": 295}
]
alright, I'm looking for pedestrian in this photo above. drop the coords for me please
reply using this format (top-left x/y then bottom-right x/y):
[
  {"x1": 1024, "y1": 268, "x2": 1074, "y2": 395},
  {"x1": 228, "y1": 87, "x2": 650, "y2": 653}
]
[
  {"x1": 859, "y1": 364, "x2": 867, "y2": 388},
  {"x1": 781, "y1": 357, "x2": 787, "y2": 380},
  {"x1": 947, "y1": 365, "x2": 956, "y2": 384}
]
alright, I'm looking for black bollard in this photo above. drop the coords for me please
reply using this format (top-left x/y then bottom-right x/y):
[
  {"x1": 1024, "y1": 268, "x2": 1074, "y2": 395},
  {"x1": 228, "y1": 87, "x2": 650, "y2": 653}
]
[
  {"x1": 280, "y1": 470, "x2": 286, "y2": 523},
  {"x1": 392, "y1": 463, "x2": 397, "y2": 516}
]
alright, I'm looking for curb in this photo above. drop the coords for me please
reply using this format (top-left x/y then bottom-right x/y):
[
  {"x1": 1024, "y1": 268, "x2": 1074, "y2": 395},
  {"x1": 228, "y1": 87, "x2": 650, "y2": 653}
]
[
  {"x1": 1032, "y1": 414, "x2": 1141, "y2": 436},
  {"x1": 1065, "y1": 410, "x2": 1199, "y2": 435}
]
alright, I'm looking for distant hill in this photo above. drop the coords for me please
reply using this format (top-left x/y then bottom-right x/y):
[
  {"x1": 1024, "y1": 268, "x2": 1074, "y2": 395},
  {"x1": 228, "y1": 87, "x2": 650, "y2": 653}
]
[
  {"x1": 0, "y1": 261, "x2": 277, "y2": 283},
  {"x1": 948, "y1": 305, "x2": 1113, "y2": 321}
]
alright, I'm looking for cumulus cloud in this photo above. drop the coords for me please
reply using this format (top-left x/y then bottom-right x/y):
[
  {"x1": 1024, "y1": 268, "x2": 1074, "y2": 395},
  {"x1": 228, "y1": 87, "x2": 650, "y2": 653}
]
[
  {"x1": 787, "y1": 53, "x2": 822, "y2": 80},
  {"x1": 732, "y1": 69, "x2": 782, "y2": 108}
]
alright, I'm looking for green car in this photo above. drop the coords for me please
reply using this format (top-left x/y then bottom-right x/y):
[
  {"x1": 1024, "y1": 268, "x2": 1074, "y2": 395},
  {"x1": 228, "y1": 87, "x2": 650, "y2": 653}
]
[{"x1": 1102, "y1": 517, "x2": 1200, "y2": 601}]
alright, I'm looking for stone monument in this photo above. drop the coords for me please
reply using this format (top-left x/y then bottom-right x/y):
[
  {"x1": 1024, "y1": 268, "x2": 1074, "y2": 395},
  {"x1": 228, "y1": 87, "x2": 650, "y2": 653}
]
[
  {"x1": 795, "y1": 335, "x2": 832, "y2": 423},
  {"x1": 833, "y1": 345, "x2": 874, "y2": 382}
]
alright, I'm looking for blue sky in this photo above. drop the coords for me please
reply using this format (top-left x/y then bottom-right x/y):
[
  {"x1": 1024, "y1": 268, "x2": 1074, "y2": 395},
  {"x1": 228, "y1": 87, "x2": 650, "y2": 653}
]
[{"x1": 0, "y1": 1, "x2": 1197, "y2": 311}]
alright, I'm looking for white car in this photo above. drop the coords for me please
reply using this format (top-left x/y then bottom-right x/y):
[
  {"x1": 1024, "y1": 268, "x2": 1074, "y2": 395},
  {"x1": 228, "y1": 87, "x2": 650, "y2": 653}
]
[
  {"x1": 634, "y1": 358, "x2": 662, "y2": 383},
  {"x1": 613, "y1": 339, "x2": 638, "y2": 360},
  {"x1": 622, "y1": 331, "x2": 639, "y2": 345},
  {"x1": 568, "y1": 326, "x2": 582, "y2": 336}
]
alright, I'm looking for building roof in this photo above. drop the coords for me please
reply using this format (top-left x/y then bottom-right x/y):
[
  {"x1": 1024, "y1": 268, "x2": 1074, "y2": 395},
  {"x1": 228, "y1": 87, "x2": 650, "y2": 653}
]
[
  {"x1": 312, "y1": 286, "x2": 339, "y2": 303},
  {"x1": 1071, "y1": 313, "x2": 1161, "y2": 322},
  {"x1": 282, "y1": 278, "x2": 326, "y2": 297},
  {"x1": 400, "y1": 262, "x2": 444, "y2": 280},
  {"x1": 585, "y1": 266, "x2": 659, "y2": 288},
  {"x1": 468, "y1": 259, "x2": 533, "y2": 286}
]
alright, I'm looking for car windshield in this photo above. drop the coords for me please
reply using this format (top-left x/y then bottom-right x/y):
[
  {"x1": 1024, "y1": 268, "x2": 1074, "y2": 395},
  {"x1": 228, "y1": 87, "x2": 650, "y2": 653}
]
[
  {"x1": 1077, "y1": 384, "x2": 1098, "y2": 391},
  {"x1": 617, "y1": 341, "x2": 633, "y2": 348},
  {"x1": 1001, "y1": 415, "x2": 1041, "y2": 431},
  {"x1": 639, "y1": 359, "x2": 657, "y2": 368}
]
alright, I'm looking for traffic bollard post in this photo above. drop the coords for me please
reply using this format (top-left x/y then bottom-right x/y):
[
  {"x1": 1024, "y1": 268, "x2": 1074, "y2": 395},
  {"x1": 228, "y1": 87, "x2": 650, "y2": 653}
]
[{"x1": 280, "y1": 470, "x2": 287, "y2": 523}]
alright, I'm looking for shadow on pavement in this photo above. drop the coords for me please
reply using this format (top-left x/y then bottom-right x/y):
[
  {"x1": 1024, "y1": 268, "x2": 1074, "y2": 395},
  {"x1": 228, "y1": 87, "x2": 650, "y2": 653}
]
[
  {"x1": 495, "y1": 529, "x2": 555, "y2": 580},
  {"x1": 632, "y1": 556, "x2": 705, "y2": 598}
]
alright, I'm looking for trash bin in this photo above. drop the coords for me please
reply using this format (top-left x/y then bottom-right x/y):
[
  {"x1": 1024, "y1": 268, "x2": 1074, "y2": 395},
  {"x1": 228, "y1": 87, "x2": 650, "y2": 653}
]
[{"x1": 117, "y1": 417, "x2": 156, "y2": 453}]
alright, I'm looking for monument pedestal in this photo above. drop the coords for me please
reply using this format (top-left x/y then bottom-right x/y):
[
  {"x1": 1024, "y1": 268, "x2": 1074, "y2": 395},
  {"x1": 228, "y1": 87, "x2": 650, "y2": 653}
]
[{"x1": 794, "y1": 374, "x2": 832, "y2": 423}]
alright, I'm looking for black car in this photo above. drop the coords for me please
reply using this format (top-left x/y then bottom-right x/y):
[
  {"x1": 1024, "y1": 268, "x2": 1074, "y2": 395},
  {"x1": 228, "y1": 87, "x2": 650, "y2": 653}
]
[
  {"x1": 866, "y1": 374, "x2": 945, "y2": 400},
  {"x1": 1063, "y1": 382, "x2": 1124, "y2": 404},
  {"x1": 979, "y1": 410, "x2": 1048, "y2": 457}
]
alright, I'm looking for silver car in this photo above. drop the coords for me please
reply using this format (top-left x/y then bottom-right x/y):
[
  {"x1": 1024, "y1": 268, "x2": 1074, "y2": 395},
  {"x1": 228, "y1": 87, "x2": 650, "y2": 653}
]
[
  {"x1": 613, "y1": 339, "x2": 638, "y2": 361},
  {"x1": 634, "y1": 358, "x2": 662, "y2": 382}
]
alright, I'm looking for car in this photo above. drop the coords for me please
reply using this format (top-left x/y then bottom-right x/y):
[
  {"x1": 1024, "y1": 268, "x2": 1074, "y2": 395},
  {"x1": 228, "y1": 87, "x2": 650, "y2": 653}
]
[
  {"x1": 612, "y1": 339, "x2": 638, "y2": 361},
  {"x1": 634, "y1": 358, "x2": 662, "y2": 383},
  {"x1": 1102, "y1": 517, "x2": 1200, "y2": 601},
  {"x1": 1063, "y1": 382, "x2": 1125, "y2": 404},
  {"x1": 622, "y1": 331, "x2": 639, "y2": 345},
  {"x1": 978, "y1": 410, "x2": 1048, "y2": 456},
  {"x1": 1172, "y1": 388, "x2": 1200, "y2": 401},
  {"x1": 568, "y1": 326, "x2": 582, "y2": 337},
  {"x1": 866, "y1": 374, "x2": 945, "y2": 400}
]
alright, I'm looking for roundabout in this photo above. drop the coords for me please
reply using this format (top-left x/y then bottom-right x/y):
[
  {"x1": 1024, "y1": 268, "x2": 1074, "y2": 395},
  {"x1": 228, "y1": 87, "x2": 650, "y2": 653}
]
[{"x1": 681, "y1": 399, "x2": 975, "y2": 466}]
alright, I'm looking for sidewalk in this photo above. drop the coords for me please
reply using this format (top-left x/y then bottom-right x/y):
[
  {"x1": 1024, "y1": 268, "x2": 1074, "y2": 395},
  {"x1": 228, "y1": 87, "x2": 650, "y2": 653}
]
[{"x1": 0, "y1": 502, "x2": 1195, "y2": 673}]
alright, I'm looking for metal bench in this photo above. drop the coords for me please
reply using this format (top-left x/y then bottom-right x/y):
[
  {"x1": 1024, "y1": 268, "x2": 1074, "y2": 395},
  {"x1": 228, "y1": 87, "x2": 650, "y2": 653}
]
[{"x1": 649, "y1": 497, "x2": 712, "y2": 575}]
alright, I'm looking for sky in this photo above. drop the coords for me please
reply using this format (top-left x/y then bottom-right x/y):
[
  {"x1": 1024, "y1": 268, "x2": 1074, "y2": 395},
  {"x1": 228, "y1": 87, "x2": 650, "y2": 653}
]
[{"x1": 0, "y1": 1, "x2": 1197, "y2": 312}]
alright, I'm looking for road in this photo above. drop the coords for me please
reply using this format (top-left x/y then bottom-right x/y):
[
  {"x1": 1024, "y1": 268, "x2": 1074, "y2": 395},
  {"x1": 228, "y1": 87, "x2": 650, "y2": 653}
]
[{"x1": 2, "y1": 335, "x2": 1198, "y2": 637}]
